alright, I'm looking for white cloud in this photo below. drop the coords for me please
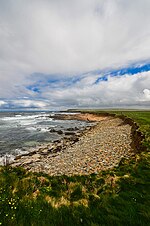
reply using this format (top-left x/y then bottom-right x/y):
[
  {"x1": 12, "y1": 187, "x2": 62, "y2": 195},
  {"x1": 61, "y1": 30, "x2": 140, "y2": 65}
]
[
  {"x1": 40, "y1": 71, "x2": 150, "y2": 108},
  {"x1": 12, "y1": 100, "x2": 48, "y2": 108},
  {"x1": 1, "y1": 70, "x2": 149, "y2": 110},
  {"x1": 1, "y1": 0, "x2": 150, "y2": 76},
  {"x1": 0, "y1": 100, "x2": 6, "y2": 106},
  {"x1": 0, "y1": 0, "x2": 150, "y2": 109},
  {"x1": 143, "y1": 89, "x2": 150, "y2": 100}
]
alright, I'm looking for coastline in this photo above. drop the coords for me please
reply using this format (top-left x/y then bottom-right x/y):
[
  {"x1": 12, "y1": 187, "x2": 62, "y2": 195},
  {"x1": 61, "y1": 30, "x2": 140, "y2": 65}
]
[
  {"x1": 49, "y1": 112, "x2": 108, "y2": 121},
  {"x1": 11, "y1": 113, "x2": 134, "y2": 175},
  {"x1": 1, "y1": 111, "x2": 149, "y2": 225}
]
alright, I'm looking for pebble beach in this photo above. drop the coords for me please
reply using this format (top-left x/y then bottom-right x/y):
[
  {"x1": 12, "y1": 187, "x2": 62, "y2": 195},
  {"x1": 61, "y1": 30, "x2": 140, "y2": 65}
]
[{"x1": 11, "y1": 114, "x2": 134, "y2": 176}]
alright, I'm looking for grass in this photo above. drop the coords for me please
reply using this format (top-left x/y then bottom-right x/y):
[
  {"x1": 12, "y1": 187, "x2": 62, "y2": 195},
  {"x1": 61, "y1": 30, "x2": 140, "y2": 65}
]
[{"x1": 0, "y1": 111, "x2": 150, "y2": 226}]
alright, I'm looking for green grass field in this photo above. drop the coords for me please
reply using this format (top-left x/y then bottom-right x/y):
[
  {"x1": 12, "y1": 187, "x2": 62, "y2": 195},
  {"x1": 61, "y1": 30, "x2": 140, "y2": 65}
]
[{"x1": 0, "y1": 111, "x2": 150, "y2": 226}]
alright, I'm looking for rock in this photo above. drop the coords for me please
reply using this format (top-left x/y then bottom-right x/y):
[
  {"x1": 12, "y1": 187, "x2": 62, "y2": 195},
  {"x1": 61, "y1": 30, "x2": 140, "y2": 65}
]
[
  {"x1": 32, "y1": 154, "x2": 41, "y2": 160},
  {"x1": 57, "y1": 130, "x2": 63, "y2": 135},
  {"x1": 22, "y1": 159, "x2": 33, "y2": 165},
  {"x1": 53, "y1": 145, "x2": 62, "y2": 153},
  {"x1": 49, "y1": 128, "x2": 57, "y2": 133},
  {"x1": 66, "y1": 127, "x2": 79, "y2": 131},
  {"x1": 68, "y1": 135, "x2": 79, "y2": 143},
  {"x1": 11, "y1": 117, "x2": 133, "y2": 177},
  {"x1": 53, "y1": 139, "x2": 60, "y2": 143},
  {"x1": 28, "y1": 151, "x2": 37, "y2": 156},
  {"x1": 11, "y1": 162, "x2": 22, "y2": 167},
  {"x1": 41, "y1": 149, "x2": 48, "y2": 155},
  {"x1": 64, "y1": 131, "x2": 76, "y2": 136},
  {"x1": 14, "y1": 155, "x2": 22, "y2": 160}
]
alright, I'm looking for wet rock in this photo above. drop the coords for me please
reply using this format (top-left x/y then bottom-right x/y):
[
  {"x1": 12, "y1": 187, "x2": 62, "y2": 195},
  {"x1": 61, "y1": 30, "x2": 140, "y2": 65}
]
[
  {"x1": 28, "y1": 151, "x2": 37, "y2": 156},
  {"x1": 49, "y1": 128, "x2": 57, "y2": 133},
  {"x1": 37, "y1": 128, "x2": 41, "y2": 132},
  {"x1": 68, "y1": 135, "x2": 79, "y2": 143},
  {"x1": 53, "y1": 139, "x2": 60, "y2": 143},
  {"x1": 64, "y1": 131, "x2": 76, "y2": 136},
  {"x1": 53, "y1": 145, "x2": 62, "y2": 153},
  {"x1": 57, "y1": 130, "x2": 63, "y2": 135},
  {"x1": 66, "y1": 127, "x2": 79, "y2": 131}
]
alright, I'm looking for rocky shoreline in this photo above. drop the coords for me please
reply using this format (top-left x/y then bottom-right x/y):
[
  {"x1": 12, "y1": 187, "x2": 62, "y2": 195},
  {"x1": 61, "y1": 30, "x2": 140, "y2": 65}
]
[{"x1": 10, "y1": 113, "x2": 134, "y2": 176}]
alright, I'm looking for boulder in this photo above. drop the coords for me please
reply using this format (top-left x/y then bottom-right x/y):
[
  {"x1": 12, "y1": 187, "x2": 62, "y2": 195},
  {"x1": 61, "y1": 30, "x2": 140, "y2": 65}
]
[
  {"x1": 57, "y1": 130, "x2": 63, "y2": 135},
  {"x1": 49, "y1": 128, "x2": 57, "y2": 133}
]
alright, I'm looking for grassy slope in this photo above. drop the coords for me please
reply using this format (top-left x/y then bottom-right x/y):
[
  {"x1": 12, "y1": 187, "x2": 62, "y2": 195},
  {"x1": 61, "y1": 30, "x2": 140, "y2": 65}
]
[{"x1": 0, "y1": 111, "x2": 150, "y2": 226}]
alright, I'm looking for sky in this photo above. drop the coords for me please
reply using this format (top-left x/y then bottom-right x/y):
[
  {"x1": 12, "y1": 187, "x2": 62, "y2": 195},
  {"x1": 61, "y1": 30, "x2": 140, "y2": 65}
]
[{"x1": 0, "y1": 0, "x2": 150, "y2": 110}]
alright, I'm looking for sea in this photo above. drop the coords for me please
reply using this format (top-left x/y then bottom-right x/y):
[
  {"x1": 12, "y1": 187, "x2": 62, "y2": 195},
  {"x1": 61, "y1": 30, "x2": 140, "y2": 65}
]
[{"x1": 0, "y1": 111, "x2": 92, "y2": 165}]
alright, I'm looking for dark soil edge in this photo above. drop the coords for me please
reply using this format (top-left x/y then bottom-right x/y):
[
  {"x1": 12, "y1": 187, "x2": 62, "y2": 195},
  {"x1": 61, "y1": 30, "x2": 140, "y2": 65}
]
[{"x1": 78, "y1": 111, "x2": 146, "y2": 154}]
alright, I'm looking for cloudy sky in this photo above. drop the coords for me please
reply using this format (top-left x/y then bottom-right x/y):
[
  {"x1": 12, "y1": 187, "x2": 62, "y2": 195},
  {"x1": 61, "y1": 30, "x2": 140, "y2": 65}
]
[{"x1": 0, "y1": 0, "x2": 150, "y2": 110}]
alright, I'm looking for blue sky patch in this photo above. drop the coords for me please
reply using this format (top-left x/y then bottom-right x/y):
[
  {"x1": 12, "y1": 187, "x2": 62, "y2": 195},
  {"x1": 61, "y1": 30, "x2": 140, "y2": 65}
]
[
  {"x1": 110, "y1": 63, "x2": 150, "y2": 76},
  {"x1": 95, "y1": 63, "x2": 150, "y2": 84},
  {"x1": 95, "y1": 76, "x2": 108, "y2": 84},
  {"x1": 27, "y1": 85, "x2": 41, "y2": 93},
  {"x1": 26, "y1": 62, "x2": 150, "y2": 92}
]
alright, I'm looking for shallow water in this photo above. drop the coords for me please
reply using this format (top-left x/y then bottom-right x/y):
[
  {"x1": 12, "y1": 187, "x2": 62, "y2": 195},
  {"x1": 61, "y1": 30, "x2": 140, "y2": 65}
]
[{"x1": 0, "y1": 111, "x2": 91, "y2": 164}]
